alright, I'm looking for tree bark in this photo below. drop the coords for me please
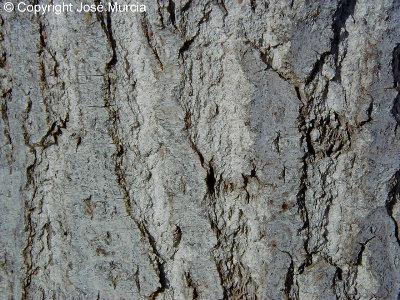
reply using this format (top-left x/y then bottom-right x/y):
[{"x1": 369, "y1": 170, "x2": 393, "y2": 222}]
[{"x1": 1, "y1": 0, "x2": 400, "y2": 299}]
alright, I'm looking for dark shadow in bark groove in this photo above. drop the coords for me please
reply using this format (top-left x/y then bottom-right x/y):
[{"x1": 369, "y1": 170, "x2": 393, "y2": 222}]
[
  {"x1": 391, "y1": 44, "x2": 400, "y2": 127},
  {"x1": 388, "y1": 44, "x2": 400, "y2": 247},
  {"x1": 206, "y1": 163, "x2": 216, "y2": 195},
  {"x1": 387, "y1": 171, "x2": 400, "y2": 246},
  {"x1": 167, "y1": 0, "x2": 176, "y2": 26},
  {"x1": 94, "y1": 0, "x2": 117, "y2": 70}
]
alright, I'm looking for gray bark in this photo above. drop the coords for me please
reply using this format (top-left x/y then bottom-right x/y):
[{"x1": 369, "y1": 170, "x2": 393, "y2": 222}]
[{"x1": 1, "y1": 0, "x2": 400, "y2": 299}]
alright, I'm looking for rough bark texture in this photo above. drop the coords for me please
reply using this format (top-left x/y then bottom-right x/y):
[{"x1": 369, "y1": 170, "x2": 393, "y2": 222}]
[{"x1": 1, "y1": 0, "x2": 400, "y2": 299}]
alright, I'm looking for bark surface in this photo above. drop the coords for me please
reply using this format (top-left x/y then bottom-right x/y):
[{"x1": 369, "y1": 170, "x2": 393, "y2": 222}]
[{"x1": 1, "y1": 0, "x2": 400, "y2": 299}]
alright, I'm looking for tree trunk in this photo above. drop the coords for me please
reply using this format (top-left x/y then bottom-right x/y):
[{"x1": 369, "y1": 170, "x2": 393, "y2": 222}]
[{"x1": 1, "y1": 0, "x2": 400, "y2": 299}]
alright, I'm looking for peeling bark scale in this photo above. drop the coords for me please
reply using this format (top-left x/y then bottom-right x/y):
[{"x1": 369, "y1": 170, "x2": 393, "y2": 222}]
[{"x1": 0, "y1": 0, "x2": 400, "y2": 299}]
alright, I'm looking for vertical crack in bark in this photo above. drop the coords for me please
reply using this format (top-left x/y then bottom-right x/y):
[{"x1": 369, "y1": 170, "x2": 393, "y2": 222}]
[
  {"x1": 305, "y1": 0, "x2": 356, "y2": 85},
  {"x1": 296, "y1": 87, "x2": 313, "y2": 273},
  {"x1": 187, "y1": 128, "x2": 218, "y2": 197},
  {"x1": 214, "y1": 257, "x2": 229, "y2": 300},
  {"x1": 37, "y1": 20, "x2": 47, "y2": 88},
  {"x1": 393, "y1": 44, "x2": 400, "y2": 91},
  {"x1": 177, "y1": 20, "x2": 239, "y2": 295},
  {"x1": 1, "y1": 90, "x2": 13, "y2": 168},
  {"x1": 388, "y1": 45, "x2": 400, "y2": 246},
  {"x1": 283, "y1": 252, "x2": 295, "y2": 299},
  {"x1": 167, "y1": 0, "x2": 176, "y2": 27},
  {"x1": 250, "y1": 0, "x2": 256, "y2": 12},
  {"x1": 94, "y1": 0, "x2": 117, "y2": 70},
  {"x1": 105, "y1": 77, "x2": 170, "y2": 299},
  {"x1": 21, "y1": 16, "x2": 56, "y2": 296},
  {"x1": 181, "y1": 1, "x2": 192, "y2": 13},
  {"x1": 99, "y1": 12, "x2": 170, "y2": 296},
  {"x1": 391, "y1": 44, "x2": 400, "y2": 129},
  {"x1": 295, "y1": 2, "x2": 357, "y2": 282},
  {"x1": 21, "y1": 98, "x2": 37, "y2": 299},
  {"x1": 140, "y1": 13, "x2": 164, "y2": 70},
  {"x1": 331, "y1": 0, "x2": 356, "y2": 76},
  {"x1": 206, "y1": 161, "x2": 216, "y2": 196},
  {"x1": 216, "y1": 0, "x2": 228, "y2": 18},
  {"x1": 387, "y1": 171, "x2": 400, "y2": 246}
]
